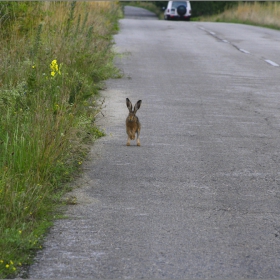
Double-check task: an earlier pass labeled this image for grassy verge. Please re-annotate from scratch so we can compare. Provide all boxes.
[0,1,122,278]
[199,1,280,30]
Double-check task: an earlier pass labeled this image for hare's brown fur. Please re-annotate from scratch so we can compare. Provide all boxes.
[126,98,142,146]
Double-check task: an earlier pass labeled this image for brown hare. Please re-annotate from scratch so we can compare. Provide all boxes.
[126,98,142,146]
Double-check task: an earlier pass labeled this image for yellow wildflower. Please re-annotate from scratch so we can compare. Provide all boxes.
[50,59,61,77]
[6,264,9,268]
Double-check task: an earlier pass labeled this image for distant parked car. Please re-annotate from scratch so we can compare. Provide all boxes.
[164,1,191,21]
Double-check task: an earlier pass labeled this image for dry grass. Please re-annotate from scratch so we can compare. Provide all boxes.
[203,2,280,29]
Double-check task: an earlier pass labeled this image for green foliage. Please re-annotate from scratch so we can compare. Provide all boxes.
[153,1,168,9]
[0,2,29,24]
[190,1,237,17]
[0,2,121,278]
[0,2,43,36]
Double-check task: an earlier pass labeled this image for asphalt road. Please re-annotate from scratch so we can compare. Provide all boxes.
[28,6,280,278]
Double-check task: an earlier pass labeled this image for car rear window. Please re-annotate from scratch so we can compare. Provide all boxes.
[172,1,187,8]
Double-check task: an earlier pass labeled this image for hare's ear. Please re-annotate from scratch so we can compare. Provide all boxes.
[134,100,142,113]
[126,98,133,112]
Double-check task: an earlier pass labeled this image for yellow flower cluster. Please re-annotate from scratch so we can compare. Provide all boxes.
[50,59,61,77]
[0,260,17,271]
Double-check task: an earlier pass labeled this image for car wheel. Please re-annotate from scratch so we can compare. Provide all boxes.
[177,5,187,16]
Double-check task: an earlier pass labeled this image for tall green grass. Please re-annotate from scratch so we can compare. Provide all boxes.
[0,1,122,278]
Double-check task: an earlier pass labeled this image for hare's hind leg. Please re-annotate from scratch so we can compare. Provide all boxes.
[136,130,140,146]
[126,135,131,146]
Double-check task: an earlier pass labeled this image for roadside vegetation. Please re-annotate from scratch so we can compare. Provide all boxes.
[0,1,121,278]
[202,1,280,30]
